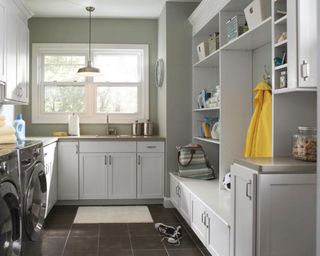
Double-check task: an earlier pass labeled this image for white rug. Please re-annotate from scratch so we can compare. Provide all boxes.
[73,206,154,224]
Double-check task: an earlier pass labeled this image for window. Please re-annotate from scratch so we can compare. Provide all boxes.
[32,43,149,123]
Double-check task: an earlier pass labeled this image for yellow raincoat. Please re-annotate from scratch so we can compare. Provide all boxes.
[244,81,272,157]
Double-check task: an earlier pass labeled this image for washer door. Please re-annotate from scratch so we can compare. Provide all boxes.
[0,182,21,256]
[24,163,47,241]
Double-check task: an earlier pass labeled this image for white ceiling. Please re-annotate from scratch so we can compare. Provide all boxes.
[23,0,201,19]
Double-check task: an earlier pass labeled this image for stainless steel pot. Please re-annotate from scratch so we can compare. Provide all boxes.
[132,121,143,136]
[144,120,153,136]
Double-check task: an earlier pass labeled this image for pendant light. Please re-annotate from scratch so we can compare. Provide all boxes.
[77,6,100,77]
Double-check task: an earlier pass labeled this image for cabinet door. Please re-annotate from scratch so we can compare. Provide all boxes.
[108,153,136,199]
[0,0,6,83]
[258,174,316,256]
[58,142,79,200]
[170,175,180,209]
[79,153,108,199]
[44,143,57,218]
[16,18,29,103]
[137,153,164,199]
[297,0,317,87]
[179,184,191,223]
[5,5,17,101]
[207,208,230,256]
[231,164,257,256]
[190,194,207,245]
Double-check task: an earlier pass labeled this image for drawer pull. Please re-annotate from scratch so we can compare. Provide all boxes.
[246,180,252,200]
[147,146,157,149]
[201,212,205,224]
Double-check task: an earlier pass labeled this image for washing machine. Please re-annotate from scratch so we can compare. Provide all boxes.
[18,141,47,255]
[0,149,22,256]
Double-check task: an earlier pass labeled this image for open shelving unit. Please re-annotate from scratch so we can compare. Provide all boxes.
[189,0,273,191]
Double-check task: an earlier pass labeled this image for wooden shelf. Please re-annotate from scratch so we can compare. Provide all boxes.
[274,63,287,70]
[274,15,287,25]
[194,49,220,68]
[273,87,317,94]
[221,17,272,51]
[274,39,287,48]
[194,137,220,144]
[193,107,220,112]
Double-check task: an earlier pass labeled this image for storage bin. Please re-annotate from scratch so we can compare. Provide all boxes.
[292,127,317,162]
[226,15,247,42]
[197,41,209,61]
[244,0,271,30]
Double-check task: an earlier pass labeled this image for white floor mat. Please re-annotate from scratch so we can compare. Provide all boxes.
[73,206,154,224]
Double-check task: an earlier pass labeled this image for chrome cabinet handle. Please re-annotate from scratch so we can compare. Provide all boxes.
[201,212,205,224]
[104,155,107,165]
[301,60,310,81]
[109,155,112,165]
[246,180,252,200]
[138,155,141,165]
[147,146,156,149]
[205,213,210,228]
[75,145,79,154]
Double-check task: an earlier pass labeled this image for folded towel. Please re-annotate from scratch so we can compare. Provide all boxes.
[0,135,17,144]
[0,125,15,136]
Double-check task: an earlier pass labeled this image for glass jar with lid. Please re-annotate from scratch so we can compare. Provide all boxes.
[292,126,317,162]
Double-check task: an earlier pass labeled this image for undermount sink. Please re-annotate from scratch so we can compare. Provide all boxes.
[94,134,133,138]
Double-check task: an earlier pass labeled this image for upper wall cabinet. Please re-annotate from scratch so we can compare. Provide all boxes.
[0,0,31,104]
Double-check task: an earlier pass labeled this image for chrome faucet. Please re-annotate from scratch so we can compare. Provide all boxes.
[105,114,109,135]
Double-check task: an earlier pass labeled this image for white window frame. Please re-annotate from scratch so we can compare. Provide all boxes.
[32,43,149,124]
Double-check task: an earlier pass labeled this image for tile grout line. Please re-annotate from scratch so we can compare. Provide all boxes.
[127,223,135,256]
[60,222,73,256]
[97,223,101,256]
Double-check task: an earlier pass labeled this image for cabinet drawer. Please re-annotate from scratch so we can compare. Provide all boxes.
[137,142,164,153]
[80,141,136,153]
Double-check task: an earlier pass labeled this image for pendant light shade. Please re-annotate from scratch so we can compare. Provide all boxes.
[77,6,101,77]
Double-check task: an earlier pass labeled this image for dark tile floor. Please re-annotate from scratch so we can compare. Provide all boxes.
[25,205,211,256]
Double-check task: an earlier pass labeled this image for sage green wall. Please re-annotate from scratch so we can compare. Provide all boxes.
[24,18,158,136]
[157,2,197,197]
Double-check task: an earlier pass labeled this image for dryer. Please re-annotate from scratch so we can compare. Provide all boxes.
[18,141,47,255]
[0,149,22,256]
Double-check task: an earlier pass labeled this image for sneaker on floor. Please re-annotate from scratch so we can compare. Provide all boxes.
[155,223,176,237]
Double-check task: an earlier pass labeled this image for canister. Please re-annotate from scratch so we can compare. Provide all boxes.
[143,120,153,136]
[132,121,144,136]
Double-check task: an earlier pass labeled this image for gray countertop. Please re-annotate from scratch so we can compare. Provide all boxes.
[234,157,316,173]
[27,135,166,147]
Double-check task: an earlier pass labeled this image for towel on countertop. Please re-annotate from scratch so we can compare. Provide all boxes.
[0,134,17,144]
[0,125,16,136]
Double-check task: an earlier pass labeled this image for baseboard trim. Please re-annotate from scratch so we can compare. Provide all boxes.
[56,199,163,206]
[163,197,174,208]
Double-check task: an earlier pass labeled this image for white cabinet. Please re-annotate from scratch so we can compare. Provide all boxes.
[136,141,165,199]
[44,142,58,218]
[231,164,257,256]
[58,142,79,200]
[170,175,192,223]
[137,153,164,199]
[108,153,136,199]
[0,0,6,84]
[16,18,29,103]
[79,153,107,199]
[170,175,180,208]
[297,0,317,88]
[231,163,316,256]
[0,0,30,104]
[190,194,207,244]
[191,193,230,256]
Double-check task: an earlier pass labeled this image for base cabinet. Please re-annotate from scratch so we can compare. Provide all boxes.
[108,153,136,199]
[58,142,79,200]
[79,153,107,199]
[137,153,164,199]
[170,174,230,256]
[231,163,316,256]
[44,142,57,217]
